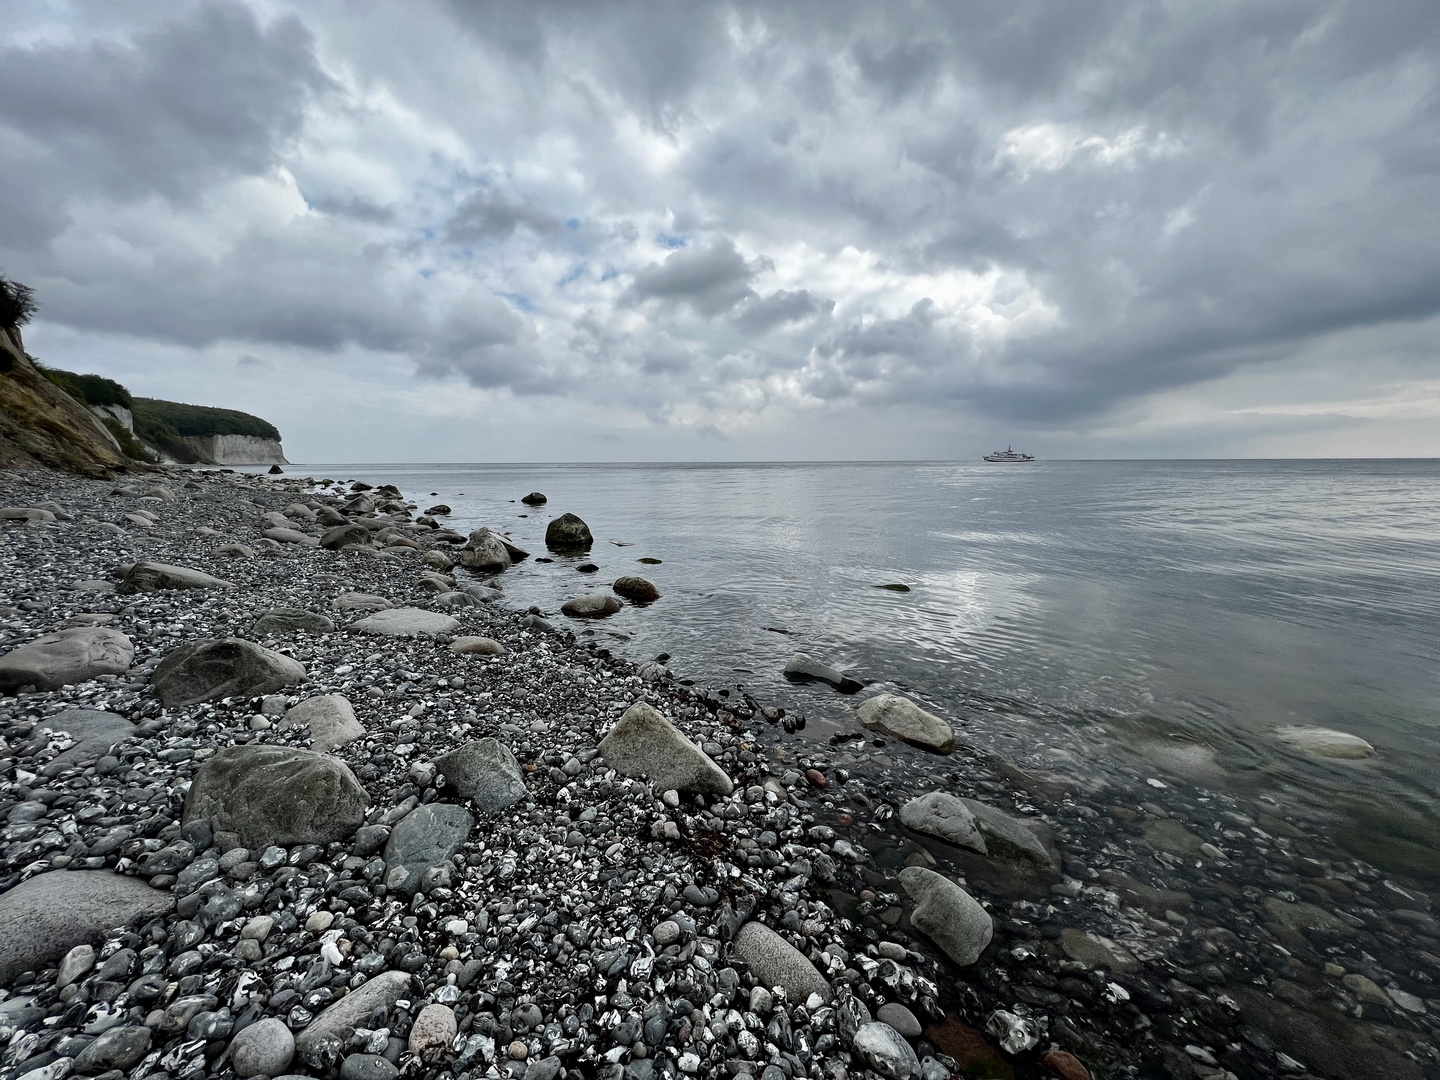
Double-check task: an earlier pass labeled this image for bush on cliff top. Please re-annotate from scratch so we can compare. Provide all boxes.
[37,366,134,409]
[0,274,37,329]
[131,397,281,442]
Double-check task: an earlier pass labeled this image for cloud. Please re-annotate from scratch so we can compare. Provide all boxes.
[0,0,1435,458]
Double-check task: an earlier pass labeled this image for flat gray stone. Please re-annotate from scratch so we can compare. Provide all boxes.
[333,592,391,612]
[253,608,337,635]
[35,708,136,766]
[733,921,832,1003]
[599,701,733,795]
[384,803,474,897]
[262,527,319,546]
[561,593,622,618]
[321,524,370,549]
[74,1024,153,1072]
[450,636,507,656]
[856,694,954,753]
[349,607,460,637]
[0,627,133,693]
[1059,928,1139,973]
[898,791,987,854]
[0,871,174,983]
[118,562,235,594]
[875,1003,922,1039]
[280,694,365,753]
[435,738,528,813]
[151,638,306,707]
[231,1016,295,1078]
[898,866,993,966]
[184,745,370,849]
[783,652,862,693]
[296,970,411,1066]
[960,799,1053,867]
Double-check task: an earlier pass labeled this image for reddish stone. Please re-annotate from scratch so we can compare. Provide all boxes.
[806,768,828,788]
[926,1016,1013,1080]
[1041,1049,1091,1080]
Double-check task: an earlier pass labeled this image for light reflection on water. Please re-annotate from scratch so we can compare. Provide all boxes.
[281,459,1440,877]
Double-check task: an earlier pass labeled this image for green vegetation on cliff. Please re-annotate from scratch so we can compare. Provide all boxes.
[130,397,280,441]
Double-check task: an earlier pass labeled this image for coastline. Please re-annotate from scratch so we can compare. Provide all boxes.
[0,465,1435,1080]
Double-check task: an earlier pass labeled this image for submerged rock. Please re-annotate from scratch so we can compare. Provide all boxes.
[435,738,528,813]
[599,701,733,795]
[521,491,547,505]
[151,637,306,707]
[898,866,993,966]
[899,790,987,854]
[184,744,370,848]
[0,626,133,693]
[1059,928,1139,973]
[783,652,863,694]
[961,798,1053,867]
[856,693,955,753]
[733,921,832,1003]
[1275,725,1376,760]
[0,871,174,983]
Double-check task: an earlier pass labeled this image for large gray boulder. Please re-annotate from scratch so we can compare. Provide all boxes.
[851,1022,919,1080]
[0,871,174,983]
[0,627,133,693]
[118,562,235,594]
[960,799,1053,867]
[348,607,459,637]
[279,695,365,753]
[599,702,733,795]
[151,638,306,707]
[458,527,512,572]
[898,791,987,854]
[545,512,593,552]
[384,803,474,896]
[262,527,319,547]
[230,1016,295,1078]
[733,921,832,1003]
[296,970,411,1067]
[74,1025,153,1072]
[561,593,622,618]
[435,739,528,813]
[898,866,993,966]
[253,608,336,635]
[521,492,547,505]
[183,745,370,849]
[855,693,955,753]
[783,653,862,694]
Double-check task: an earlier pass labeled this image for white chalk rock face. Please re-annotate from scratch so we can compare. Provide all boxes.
[1275,726,1376,760]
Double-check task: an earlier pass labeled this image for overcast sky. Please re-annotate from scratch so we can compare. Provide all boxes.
[2,0,1436,461]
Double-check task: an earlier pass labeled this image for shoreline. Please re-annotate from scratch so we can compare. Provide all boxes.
[0,465,1434,1080]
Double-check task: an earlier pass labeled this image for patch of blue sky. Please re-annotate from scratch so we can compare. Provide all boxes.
[656,233,688,249]
[497,291,534,312]
[599,267,619,282]
[565,218,581,230]
[557,263,588,288]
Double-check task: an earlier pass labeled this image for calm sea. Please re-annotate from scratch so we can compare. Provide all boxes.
[286,460,1440,878]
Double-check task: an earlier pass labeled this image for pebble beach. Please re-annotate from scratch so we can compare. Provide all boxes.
[0,466,1436,1080]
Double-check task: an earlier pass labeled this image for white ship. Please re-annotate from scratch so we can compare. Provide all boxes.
[983,446,1035,462]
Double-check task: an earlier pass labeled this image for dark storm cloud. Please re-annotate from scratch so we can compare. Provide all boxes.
[625,239,767,317]
[733,290,834,333]
[446,187,562,243]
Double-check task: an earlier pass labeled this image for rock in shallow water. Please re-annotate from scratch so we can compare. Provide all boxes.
[961,798,1053,867]
[612,575,660,602]
[151,637,306,707]
[385,802,474,896]
[0,626,134,693]
[435,738,528,812]
[898,790,987,854]
[855,693,954,753]
[898,866,993,966]
[783,652,862,694]
[184,744,370,848]
[561,593,622,618]
[733,921,832,1003]
[545,511,593,551]
[0,871,174,983]
[1275,725,1376,760]
[599,701,733,795]
[458,527,513,572]
[1059,928,1139,973]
